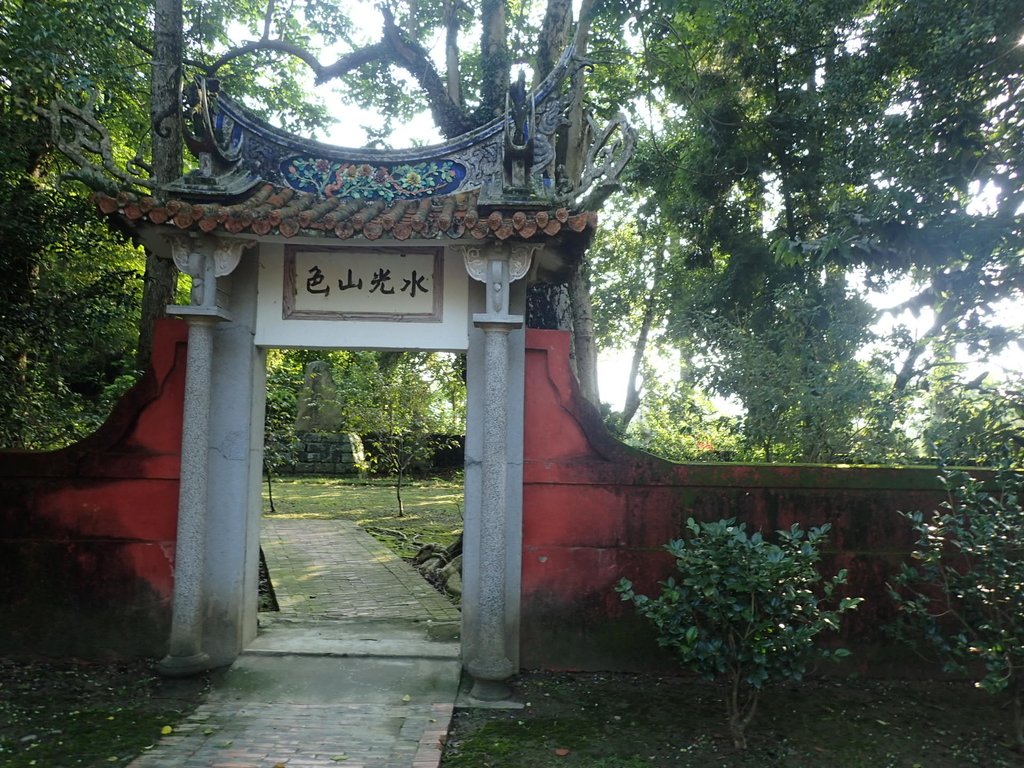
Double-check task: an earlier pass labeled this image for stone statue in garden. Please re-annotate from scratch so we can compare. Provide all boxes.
[295,360,344,433]
[293,361,366,475]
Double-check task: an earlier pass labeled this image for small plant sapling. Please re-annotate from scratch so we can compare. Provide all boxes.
[890,461,1024,751]
[616,517,861,750]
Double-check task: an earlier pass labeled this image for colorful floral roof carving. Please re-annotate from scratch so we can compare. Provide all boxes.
[171,39,634,215]
[281,158,465,201]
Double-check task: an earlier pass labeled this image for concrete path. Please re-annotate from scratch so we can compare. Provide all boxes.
[130,518,462,768]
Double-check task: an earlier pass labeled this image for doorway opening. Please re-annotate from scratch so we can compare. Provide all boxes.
[256,347,467,636]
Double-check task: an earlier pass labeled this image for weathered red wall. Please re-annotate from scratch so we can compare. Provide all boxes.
[0,319,187,658]
[521,329,948,674]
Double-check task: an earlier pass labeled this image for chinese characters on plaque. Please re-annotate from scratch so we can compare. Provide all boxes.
[285,247,442,321]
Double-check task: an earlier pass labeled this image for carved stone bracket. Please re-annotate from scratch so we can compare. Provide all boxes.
[508,245,538,282]
[168,235,255,311]
[457,244,541,320]
[574,113,637,210]
[34,94,155,194]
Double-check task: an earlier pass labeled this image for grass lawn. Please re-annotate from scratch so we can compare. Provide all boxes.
[262,473,464,558]
[441,672,1022,767]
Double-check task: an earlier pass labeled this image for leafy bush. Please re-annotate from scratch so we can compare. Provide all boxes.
[890,461,1024,750]
[616,517,861,749]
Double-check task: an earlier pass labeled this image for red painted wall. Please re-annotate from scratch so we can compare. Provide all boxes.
[0,320,187,658]
[521,329,948,674]
[0,320,959,671]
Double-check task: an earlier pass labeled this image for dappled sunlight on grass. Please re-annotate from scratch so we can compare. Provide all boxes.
[262,475,464,558]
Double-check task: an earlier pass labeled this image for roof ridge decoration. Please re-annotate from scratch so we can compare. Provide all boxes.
[171,41,635,212]
[36,39,633,253]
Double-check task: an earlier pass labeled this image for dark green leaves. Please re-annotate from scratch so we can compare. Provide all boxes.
[616,516,861,748]
[891,461,1024,748]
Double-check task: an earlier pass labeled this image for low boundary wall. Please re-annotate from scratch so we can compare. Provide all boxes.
[521,329,949,674]
[0,320,187,657]
[0,322,963,671]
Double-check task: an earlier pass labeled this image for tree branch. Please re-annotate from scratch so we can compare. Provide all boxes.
[379,5,472,138]
[205,38,331,78]
[262,0,276,41]
[202,7,473,139]
[313,40,392,83]
[444,0,463,104]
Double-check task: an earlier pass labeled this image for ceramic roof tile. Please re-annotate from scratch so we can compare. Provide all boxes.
[93,184,597,243]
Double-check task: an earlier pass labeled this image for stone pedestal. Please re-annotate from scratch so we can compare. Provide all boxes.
[293,432,365,475]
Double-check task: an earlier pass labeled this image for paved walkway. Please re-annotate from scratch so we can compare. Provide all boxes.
[130,519,463,768]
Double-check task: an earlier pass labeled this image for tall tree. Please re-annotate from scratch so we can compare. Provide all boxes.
[0,0,153,447]
[592,0,1023,462]
[138,0,184,366]
[189,0,590,141]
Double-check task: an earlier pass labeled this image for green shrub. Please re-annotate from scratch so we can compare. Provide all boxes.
[890,461,1024,750]
[616,517,861,749]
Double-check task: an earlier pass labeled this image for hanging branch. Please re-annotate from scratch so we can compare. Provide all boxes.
[198,4,473,139]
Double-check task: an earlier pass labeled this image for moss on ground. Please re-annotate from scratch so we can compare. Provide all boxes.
[441,672,1022,767]
[0,658,209,767]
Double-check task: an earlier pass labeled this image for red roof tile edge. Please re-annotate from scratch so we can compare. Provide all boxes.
[93,185,597,243]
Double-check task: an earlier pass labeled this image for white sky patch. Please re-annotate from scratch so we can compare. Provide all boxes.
[760,172,782,233]
[597,347,635,410]
[597,346,744,417]
[850,269,1023,381]
[965,179,1000,216]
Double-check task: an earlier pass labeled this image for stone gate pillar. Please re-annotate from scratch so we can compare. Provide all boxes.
[459,243,537,700]
[159,235,250,676]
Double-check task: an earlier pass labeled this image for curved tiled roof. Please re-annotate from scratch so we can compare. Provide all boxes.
[94,184,597,242]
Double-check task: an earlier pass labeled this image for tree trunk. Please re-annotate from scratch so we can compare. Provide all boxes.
[875,285,960,435]
[562,0,601,405]
[568,257,600,403]
[138,0,183,368]
[619,273,659,429]
[563,0,596,183]
[727,675,758,750]
[534,0,573,86]
[1014,686,1023,753]
[444,0,462,104]
[263,459,276,514]
[478,0,510,120]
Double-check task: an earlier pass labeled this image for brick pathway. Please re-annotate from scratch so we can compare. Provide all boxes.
[130,519,462,768]
[260,519,460,624]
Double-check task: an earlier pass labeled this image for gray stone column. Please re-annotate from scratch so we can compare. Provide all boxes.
[466,320,519,699]
[159,313,218,675]
[158,235,247,676]
[459,243,538,700]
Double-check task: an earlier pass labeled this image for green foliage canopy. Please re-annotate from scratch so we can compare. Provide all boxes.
[590,0,1023,464]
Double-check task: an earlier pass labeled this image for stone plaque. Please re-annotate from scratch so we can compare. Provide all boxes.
[284,245,443,321]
